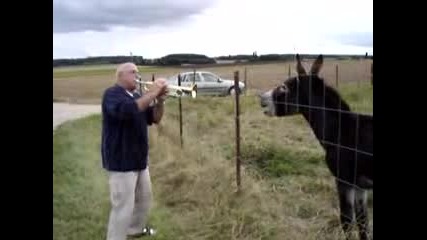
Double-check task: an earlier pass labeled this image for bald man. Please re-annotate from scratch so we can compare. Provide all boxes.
[101,63,167,240]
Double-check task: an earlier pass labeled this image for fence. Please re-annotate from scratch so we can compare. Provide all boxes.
[134,57,373,238]
[143,57,373,238]
[142,58,373,192]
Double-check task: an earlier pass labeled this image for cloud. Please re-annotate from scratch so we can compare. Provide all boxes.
[53,0,373,58]
[53,0,216,33]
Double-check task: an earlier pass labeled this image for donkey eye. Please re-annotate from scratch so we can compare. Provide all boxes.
[278,85,288,93]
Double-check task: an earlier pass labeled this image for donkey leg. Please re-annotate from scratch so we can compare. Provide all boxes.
[355,189,370,240]
[336,181,355,239]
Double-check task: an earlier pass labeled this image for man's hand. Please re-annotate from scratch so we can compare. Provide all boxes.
[150,78,168,97]
[151,79,167,123]
[157,89,169,102]
[135,78,168,112]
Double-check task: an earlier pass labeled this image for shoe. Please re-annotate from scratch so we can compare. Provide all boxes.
[142,227,156,236]
[128,226,156,238]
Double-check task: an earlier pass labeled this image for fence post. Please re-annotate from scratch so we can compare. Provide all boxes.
[335,64,339,87]
[371,62,373,86]
[178,74,183,148]
[288,64,291,77]
[244,67,247,95]
[234,71,241,193]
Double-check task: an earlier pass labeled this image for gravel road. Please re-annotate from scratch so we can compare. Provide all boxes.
[53,103,101,131]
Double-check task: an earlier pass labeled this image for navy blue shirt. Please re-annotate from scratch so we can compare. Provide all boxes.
[101,84,154,172]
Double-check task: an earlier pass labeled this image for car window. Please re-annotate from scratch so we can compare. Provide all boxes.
[201,73,218,82]
[177,74,188,82]
[182,73,201,82]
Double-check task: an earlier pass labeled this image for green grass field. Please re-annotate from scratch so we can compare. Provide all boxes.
[53,61,373,240]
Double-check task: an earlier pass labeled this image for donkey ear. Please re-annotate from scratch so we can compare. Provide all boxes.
[296,54,306,76]
[310,54,323,75]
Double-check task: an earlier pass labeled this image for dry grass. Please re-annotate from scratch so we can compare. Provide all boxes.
[148,87,372,240]
[53,60,373,240]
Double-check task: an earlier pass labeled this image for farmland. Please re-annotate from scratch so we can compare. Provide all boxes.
[53,59,372,104]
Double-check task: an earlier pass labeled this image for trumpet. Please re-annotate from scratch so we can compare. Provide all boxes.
[134,79,197,99]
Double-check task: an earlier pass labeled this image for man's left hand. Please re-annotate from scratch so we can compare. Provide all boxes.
[157,89,169,102]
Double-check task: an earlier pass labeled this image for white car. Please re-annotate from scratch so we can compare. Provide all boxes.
[166,71,245,97]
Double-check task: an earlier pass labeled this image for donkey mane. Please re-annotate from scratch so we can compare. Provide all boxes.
[321,81,352,111]
[298,74,352,113]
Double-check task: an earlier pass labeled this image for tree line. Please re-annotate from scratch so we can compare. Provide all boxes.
[53,56,144,67]
[53,53,372,68]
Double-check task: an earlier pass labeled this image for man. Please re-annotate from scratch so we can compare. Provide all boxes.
[101,62,168,240]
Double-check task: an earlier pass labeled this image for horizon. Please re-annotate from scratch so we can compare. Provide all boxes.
[52,52,372,61]
[53,0,373,60]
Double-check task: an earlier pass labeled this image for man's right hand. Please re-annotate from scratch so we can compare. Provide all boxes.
[135,78,168,112]
[150,78,168,97]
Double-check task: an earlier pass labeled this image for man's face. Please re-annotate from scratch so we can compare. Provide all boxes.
[120,65,139,90]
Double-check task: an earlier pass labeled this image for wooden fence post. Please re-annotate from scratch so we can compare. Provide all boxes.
[178,74,183,148]
[244,67,247,95]
[234,71,241,192]
[335,64,339,87]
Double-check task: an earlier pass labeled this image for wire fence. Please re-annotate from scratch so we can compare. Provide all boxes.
[257,75,369,190]
[154,64,373,191]
[141,58,373,237]
[244,63,372,238]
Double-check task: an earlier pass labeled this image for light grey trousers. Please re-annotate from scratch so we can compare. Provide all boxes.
[106,167,152,240]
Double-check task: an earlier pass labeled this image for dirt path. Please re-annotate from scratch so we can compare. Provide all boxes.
[53,103,101,131]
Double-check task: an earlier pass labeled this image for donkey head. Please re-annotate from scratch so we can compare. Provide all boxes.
[259,54,325,117]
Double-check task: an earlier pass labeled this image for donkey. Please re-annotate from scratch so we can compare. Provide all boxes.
[259,54,373,240]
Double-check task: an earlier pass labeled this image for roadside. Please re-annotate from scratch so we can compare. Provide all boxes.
[53,103,101,131]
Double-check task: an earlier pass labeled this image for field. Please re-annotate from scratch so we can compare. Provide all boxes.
[53,59,373,239]
[53,59,372,104]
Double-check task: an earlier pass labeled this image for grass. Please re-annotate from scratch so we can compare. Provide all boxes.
[53,77,372,239]
[338,81,373,114]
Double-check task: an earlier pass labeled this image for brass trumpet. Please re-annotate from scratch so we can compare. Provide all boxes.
[134,79,197,99]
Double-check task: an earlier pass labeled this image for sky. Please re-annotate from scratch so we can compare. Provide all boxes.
[53,0,373,59]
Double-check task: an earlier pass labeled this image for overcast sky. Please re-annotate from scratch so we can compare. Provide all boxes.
[53,0,373,59]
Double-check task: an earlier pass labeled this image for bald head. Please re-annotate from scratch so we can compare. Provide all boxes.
[116,62,138,80]
[116,62,139,90]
